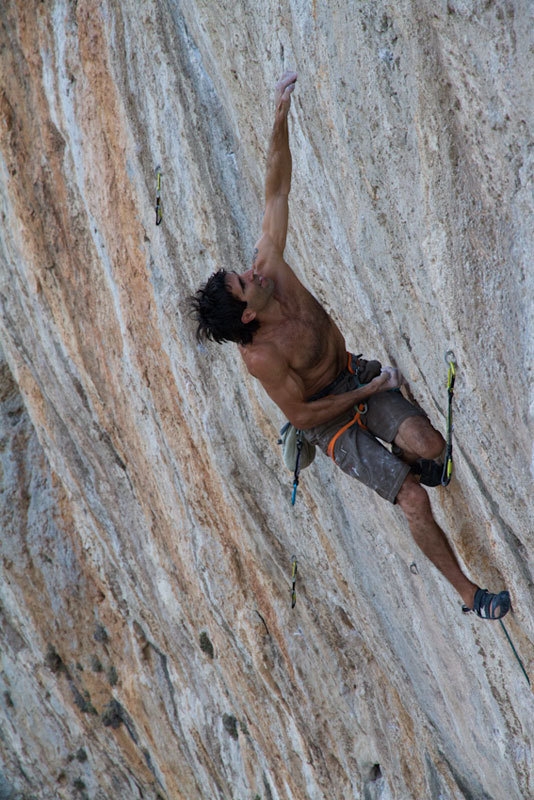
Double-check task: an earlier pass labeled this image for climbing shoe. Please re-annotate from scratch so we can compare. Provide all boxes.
[462,588,511,620]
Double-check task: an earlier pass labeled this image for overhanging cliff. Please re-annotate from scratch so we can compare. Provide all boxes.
[0,2,533,798]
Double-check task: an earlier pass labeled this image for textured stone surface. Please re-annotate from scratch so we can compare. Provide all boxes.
[0,1,533,798]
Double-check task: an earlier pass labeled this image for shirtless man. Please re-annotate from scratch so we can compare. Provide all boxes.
[190,71,510,621]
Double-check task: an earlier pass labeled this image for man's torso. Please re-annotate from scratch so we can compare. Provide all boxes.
[240,237,348,398]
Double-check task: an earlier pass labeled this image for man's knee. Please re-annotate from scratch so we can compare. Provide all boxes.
[396,416,445,460]
[420,426,445,459]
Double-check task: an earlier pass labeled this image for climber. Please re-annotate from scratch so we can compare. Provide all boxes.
[189,71,510,621]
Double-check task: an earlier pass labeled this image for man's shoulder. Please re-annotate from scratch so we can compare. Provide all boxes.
[254,232,283,262]
[253,233,307,298]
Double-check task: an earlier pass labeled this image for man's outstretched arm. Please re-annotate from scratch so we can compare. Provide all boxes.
[261,71,297,253]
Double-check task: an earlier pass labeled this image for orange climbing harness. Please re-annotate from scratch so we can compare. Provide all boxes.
[326,353,368,461]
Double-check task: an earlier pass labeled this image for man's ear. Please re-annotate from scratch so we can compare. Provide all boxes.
[241,307,257,324]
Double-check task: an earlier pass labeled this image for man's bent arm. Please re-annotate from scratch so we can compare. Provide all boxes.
[261,71,297,252]
[247,349,394,429]
[294,379,391,430]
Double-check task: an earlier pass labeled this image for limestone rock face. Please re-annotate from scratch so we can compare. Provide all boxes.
[0,2,533,798]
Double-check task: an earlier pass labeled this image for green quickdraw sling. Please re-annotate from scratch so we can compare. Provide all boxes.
[155,165,163,225]
[290,556,298,608]
[441,351,456,487]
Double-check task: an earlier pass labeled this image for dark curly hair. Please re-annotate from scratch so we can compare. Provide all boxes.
[189,269,260,346]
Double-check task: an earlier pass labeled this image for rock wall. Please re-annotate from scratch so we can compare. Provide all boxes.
[0,1,533,798]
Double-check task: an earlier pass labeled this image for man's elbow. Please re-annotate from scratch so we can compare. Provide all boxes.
[289,408,314,430]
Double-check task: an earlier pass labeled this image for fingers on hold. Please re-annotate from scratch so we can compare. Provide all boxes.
[278,71,298,91]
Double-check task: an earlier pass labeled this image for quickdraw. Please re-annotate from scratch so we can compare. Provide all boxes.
[291,430,303,505]
[290,556,298,608]
[155,165,163,226]
[441,350,456,486]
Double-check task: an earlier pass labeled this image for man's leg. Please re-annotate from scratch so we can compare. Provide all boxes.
[395,473,478,608]
[394,416,475,603]
[393,415,444,464]
[394,419,510,619]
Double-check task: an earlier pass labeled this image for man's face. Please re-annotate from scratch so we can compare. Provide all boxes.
[226,269,274,315]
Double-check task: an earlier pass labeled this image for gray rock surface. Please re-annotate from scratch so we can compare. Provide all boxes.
[0,1,532,798]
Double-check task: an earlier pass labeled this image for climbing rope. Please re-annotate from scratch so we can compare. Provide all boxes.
[499,620,531,686]
[441,350,456,486]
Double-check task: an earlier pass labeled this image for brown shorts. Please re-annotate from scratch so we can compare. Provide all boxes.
[304,354,427,503]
